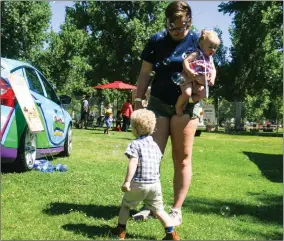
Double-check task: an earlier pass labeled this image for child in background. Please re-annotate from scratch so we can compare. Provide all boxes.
[113,109,180,240]
[175,29,220,116]
[115,111,123,131]
[104,103,113,135]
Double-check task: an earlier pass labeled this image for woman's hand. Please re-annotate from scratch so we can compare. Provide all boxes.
[121,181,131,192]
[134,101,144,110]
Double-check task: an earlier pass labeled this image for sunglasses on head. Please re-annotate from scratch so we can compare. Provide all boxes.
[166,18,190,33]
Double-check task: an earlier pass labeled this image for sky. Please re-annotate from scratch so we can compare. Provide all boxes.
[50,1,233,49]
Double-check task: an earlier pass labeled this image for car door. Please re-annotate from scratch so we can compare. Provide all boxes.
[21,67,52,149]
[36,71,66,146]
[24,67,65,146]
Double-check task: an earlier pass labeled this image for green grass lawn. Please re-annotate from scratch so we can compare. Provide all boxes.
[1,129,283,240]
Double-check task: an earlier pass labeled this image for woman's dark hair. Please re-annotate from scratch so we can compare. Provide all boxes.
[165,1,192,23]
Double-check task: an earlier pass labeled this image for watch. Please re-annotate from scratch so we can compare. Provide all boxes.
[134,98,142,102]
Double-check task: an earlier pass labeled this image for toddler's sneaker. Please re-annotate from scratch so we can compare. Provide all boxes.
[169,208,182,226]
[112,226,126,240]
[162,231,180,240]
[132,209,151,221]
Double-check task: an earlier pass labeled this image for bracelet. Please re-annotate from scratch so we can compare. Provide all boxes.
[134,98,142,102]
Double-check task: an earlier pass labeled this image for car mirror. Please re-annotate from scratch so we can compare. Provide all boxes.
[59,95,71,105]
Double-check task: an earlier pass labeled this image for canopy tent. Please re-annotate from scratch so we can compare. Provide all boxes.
[93,81,137,90]
[93,81,137,117]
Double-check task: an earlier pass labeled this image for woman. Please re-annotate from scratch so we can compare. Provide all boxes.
[134,1,216,226]
[121,97,133,132]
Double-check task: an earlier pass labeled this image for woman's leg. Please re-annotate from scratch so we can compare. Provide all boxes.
[170,115,198,209]
[152,116,170,154]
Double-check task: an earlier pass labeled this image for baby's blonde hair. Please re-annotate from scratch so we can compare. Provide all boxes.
[199,29,220,46]
[131,109,156,137]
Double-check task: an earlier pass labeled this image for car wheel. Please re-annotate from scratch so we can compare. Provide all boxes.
[16,127,36,171]
[195,130,202,137]
[61,125,72,157]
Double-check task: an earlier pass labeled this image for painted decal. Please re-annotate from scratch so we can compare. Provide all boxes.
[53,116,65,137]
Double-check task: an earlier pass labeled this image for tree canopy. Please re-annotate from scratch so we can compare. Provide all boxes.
[1,1,51,61]
[219,1,283,99]
[218,1,283,123]
[1,1,282,122]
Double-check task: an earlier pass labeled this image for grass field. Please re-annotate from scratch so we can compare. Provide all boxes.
[1,128,283,240]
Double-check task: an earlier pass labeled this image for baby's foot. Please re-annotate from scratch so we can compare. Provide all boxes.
[175,106,183,116]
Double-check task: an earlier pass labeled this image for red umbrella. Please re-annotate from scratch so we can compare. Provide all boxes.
[93,81,137,90]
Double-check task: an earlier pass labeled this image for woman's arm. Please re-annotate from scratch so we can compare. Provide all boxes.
[135,61,153,110]
[129,103,134,116]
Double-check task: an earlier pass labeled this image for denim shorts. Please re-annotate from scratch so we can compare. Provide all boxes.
[105,117,112,128]
[147,95,201,119]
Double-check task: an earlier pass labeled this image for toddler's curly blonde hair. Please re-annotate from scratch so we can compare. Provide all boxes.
[131,109,156,137]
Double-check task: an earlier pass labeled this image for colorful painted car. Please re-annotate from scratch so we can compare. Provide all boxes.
[1,57,72,171]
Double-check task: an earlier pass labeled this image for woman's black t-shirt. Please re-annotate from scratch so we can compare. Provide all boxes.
[141,29,198,105]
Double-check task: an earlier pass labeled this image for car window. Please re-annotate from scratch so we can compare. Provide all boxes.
[38,72,59,104]
[11,68,25,77]
[25,68,44,95]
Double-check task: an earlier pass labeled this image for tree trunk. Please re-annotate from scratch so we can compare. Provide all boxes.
[235,102,242,130]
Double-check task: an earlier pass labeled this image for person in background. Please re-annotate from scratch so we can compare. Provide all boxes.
[104,103,113,135]
[121,97,133,132]
[113,109,180,240]
[115,111,123,131]
[80,95,89,129]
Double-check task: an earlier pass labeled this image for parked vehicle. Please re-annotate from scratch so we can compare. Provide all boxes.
[1,57,72,171]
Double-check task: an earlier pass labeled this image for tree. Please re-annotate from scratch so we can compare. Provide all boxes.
[65,1,168,86]
[209,27,230,103]
[1,1,51,61]
[33,17,93,97]
[244,89,271,122]
[219,1,283,99]
[218,1,283,125]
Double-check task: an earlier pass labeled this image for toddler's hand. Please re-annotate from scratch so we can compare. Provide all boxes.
[121,181,131,192]
[208,76,214,86]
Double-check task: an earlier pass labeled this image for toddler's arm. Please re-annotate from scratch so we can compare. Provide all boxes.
[208,59,216,86]
[121,157,138,192]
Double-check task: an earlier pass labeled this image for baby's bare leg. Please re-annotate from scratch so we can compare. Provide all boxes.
[192,83,206,102]
[176,82,192,116]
